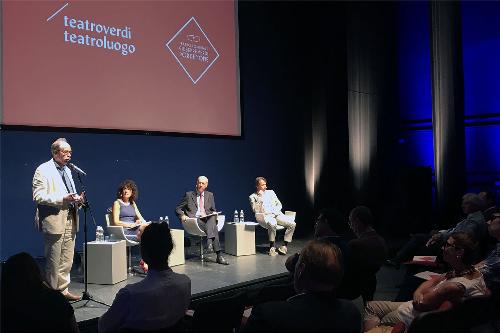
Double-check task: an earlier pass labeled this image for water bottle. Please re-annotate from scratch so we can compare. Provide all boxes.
[165,216,170,225]
[234,210,239,223]
[96,226,104,242]
[239,209,245,223]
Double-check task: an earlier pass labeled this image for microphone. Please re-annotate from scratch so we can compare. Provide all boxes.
[68,162,87,176]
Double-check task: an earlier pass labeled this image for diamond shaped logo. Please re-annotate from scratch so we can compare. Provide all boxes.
[166,17,219,85]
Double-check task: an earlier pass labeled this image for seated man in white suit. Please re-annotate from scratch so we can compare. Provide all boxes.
[249,177,296,256]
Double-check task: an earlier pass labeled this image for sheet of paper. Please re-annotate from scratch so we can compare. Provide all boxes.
[414,270,441,280]
[200,211,222,218]
[412,255,437,262]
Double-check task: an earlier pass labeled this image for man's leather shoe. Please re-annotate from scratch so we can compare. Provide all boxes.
[206,244,214,254]
[64,292,82,301]
[216,256,229,265]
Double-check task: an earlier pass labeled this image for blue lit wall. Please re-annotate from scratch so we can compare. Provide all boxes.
[397,128,435,169]
[396,1,500,193]
[396,1,434,171]
[462,0,500,191]
[465,126,500,174]
[396,1,432,122]
[462,1,500,117]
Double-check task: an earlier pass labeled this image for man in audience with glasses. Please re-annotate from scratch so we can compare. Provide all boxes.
[387,193,486,268]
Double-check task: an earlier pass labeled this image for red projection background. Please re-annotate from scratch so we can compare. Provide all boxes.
[2,1,240,136]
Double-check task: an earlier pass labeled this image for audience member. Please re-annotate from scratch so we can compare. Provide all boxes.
[176,175,228,265]
[476,207,500,296]
[479,191,499,256]
[112,179,148,241]
[387,193,486,267]
[98,223,191,332]
[480,191,497,220]
[348,206,388,272]
[285,208,350,273]
[242,239,361,332]
[1,252,79,333]
[249,177,296,256]
[339,205,388,301]
[363,232,488,332]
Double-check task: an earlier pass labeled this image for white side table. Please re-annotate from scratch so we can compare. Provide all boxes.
[169,228,185,266]
[84,240,127,285]
[224,222,258,256]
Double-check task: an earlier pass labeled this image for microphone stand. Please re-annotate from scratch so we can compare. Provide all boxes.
[71,171,110,308]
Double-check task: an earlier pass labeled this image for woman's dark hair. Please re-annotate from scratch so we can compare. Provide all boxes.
[140,223,174,270]
[448,232,478,265]
[116,179,138,202]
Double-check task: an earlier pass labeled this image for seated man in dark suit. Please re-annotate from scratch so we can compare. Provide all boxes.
[242,239,361,332]
[176,175,228,265]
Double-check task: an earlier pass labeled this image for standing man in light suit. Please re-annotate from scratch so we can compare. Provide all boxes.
[249,177,296,256]
[176,176,229,265]
[33,138,85,301]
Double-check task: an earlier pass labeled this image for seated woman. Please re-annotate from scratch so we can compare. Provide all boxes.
[363,232,488,332]
[112,179,148,241]
[1,252,79,333]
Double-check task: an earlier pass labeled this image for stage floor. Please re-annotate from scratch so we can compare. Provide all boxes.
[70,235,307,323]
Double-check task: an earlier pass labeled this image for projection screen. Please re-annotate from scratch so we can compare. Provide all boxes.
[2,0,240,136]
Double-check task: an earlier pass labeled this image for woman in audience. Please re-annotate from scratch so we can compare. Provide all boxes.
[1,252,80,333]
[363,232,487,332]
[112,179,148,241]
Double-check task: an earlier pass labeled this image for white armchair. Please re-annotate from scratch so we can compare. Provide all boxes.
[105,213,140,274]
[182,215,225,261]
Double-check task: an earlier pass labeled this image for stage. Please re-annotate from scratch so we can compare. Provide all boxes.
[70,233,308,324]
